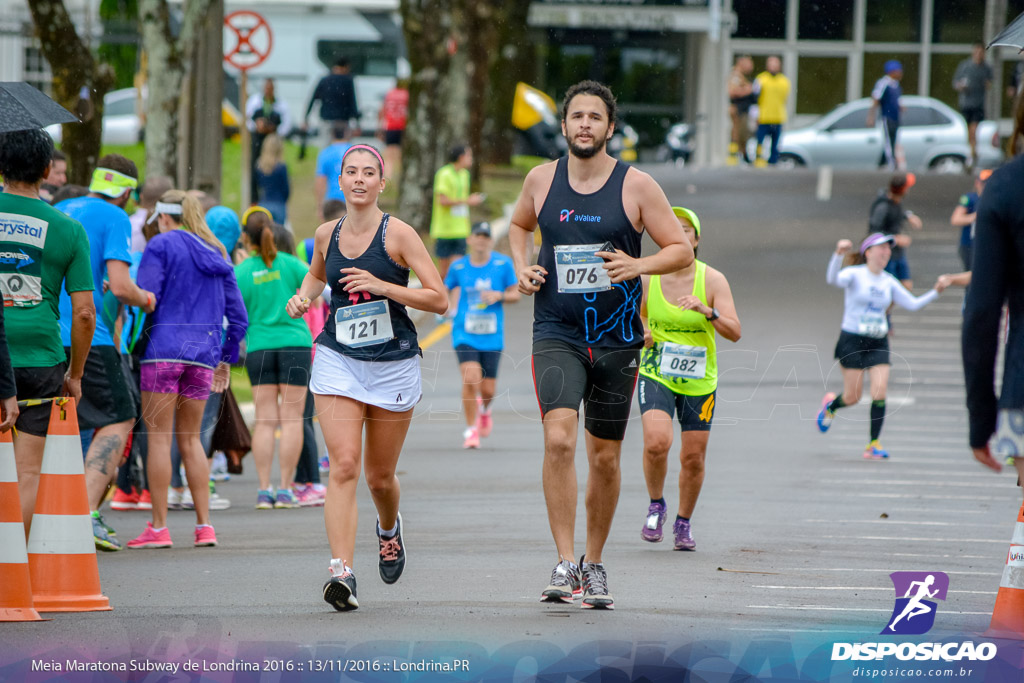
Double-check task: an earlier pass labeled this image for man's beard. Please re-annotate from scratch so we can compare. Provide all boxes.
[568,134,607,159]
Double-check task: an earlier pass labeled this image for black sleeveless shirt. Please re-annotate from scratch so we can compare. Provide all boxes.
[316,214,420,361]
[534,157,643,348]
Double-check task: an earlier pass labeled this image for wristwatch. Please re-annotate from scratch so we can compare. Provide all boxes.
[706,307,720,322]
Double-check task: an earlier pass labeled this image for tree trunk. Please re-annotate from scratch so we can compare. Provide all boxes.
[398,0,471,233]
[482,1,535,166]
[27,0,115,185]
[139,0,215,184]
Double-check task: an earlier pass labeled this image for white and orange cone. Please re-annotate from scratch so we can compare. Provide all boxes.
[27,399,111,612]
[985,500,1024,639]
[0,427,43,622]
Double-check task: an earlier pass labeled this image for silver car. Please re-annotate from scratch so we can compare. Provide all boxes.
[46,87,142,146]
[754,96,1002,172]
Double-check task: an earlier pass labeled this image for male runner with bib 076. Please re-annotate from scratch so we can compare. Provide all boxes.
[508,80,693,610]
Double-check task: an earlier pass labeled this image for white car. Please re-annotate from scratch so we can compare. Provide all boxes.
[752,96,1002,172]
[46,88,141,146]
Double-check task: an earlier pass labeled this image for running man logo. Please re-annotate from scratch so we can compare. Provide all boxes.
[883,571,949,635]
[560,209,575,222]
[699,394,715,422]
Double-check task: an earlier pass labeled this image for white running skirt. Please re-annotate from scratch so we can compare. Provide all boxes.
[309,343,421,412]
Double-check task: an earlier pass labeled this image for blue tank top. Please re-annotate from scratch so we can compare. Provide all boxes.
[317,214,420,361]
[533,157,643,348]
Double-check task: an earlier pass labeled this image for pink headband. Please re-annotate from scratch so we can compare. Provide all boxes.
[343,144,385,175]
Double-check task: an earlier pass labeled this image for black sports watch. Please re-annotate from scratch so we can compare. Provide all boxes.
[706,307,720,322]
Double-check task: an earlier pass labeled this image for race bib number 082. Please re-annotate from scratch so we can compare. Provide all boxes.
[658,342,707,380]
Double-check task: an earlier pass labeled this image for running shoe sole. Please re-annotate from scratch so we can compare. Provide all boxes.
[323,578,359,611]
[94,537,122,552]
[541,588,576,604]
[127,541,172,549]
[581,596,614,610]
[109,502,137,511]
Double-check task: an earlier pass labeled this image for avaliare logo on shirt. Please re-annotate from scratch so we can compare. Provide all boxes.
[560,209,601,223]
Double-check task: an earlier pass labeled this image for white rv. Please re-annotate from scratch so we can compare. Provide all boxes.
[220,0,406,135]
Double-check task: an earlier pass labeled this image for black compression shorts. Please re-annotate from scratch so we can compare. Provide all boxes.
[531,338,640,441]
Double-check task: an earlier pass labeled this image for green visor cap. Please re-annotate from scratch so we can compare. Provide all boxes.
[671,206,701,237]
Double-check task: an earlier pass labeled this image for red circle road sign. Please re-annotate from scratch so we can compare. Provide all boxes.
[223,10,273,71]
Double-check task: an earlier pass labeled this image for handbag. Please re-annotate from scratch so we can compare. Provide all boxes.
[212,387,252,474]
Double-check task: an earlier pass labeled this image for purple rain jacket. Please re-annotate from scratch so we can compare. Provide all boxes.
[136,229,248,368]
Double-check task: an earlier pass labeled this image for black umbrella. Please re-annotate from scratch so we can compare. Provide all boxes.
[0,82,78,133]
[988,11,1024,51]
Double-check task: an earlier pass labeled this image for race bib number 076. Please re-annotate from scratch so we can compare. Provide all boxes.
[554,244,611,294]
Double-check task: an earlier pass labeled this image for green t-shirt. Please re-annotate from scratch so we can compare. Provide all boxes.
[429,163,471,239]
[235,251,313,352]
[0,193,94,368]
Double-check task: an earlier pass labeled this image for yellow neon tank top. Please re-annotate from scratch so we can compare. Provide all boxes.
[639,261,718,396]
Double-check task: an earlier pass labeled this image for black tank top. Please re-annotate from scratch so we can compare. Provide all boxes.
[534,157,643,348]
[316,214,420,361]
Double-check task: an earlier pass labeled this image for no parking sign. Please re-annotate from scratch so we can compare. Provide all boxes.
[223,10,272,71]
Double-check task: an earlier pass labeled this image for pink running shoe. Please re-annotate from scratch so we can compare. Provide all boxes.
[475,397,493,437]
[194,525,218,547]
[127,522,172,549]
[110,487,139,510]
[293,484,325,507]
[463,427,480,449]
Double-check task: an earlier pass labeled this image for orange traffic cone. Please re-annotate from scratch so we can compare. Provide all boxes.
[985,500,1024,639]
[0,427,43,622]
[27,399,111,612]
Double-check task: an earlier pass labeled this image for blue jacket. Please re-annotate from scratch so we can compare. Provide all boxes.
[137,230,248,368]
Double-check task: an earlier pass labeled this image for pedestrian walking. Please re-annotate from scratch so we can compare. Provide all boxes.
[637,207,741,552]
[304,58,360,147]
[430,145,484,280]
[236,209,313,510]
[254,133,290,225]
[315,123,352,221]
[508,80,692,610]
[868,172,922,290]
[727,56,755,165]
[378,81,408,182]
[0,129,95,535]
[753,56,790,167]
[817,234,948,459]
[950,168,991,271]
[443,221,519,449]
[55,155,157,551]
[285,144,447,611]
[953,44,993,168]
[247,79,292,205]
[868,60,904,170]
[127,191,248,549]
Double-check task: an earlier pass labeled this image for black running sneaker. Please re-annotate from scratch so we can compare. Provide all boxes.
[323,561,359,611]
[377,512,406,584]
[541,558,582,603]
[580,555,614,610]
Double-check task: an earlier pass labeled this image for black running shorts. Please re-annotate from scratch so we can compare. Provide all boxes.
[245,347,313,386]
[63,345,137,431]
[637,377,715,432]
[834,330,890,370]
[454,344,501,379]
[531,338,640,441]
[13,363,66,436]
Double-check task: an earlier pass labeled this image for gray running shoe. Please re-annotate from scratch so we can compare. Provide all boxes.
[541,558,582,603]
[580,556,614,610]
[673,518,696,551]
[377,513,406,584]
[323,561,359,611]
[91,511,122,552]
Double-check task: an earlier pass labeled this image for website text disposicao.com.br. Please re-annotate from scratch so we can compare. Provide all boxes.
[850,666,979,679]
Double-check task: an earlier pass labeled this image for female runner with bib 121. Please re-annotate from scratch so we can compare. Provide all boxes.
[286,145,447,611]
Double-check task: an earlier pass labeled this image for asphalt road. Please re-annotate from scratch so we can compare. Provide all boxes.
[4,166,1022,677]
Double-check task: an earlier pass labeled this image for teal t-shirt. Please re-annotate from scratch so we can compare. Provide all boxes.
[235,251,312,352]
[0,193,94,368]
